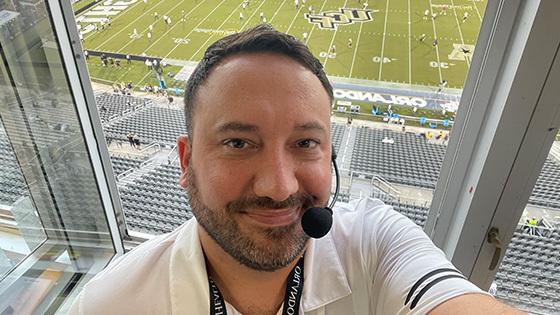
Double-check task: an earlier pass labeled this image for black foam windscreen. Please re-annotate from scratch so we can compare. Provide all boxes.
[301,207,333,239]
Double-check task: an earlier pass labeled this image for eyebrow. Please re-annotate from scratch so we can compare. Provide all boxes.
[294,122,327,133]
[215,121,327,134]
[216,122,259,133]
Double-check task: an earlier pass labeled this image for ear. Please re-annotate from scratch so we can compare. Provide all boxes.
[177,135,191,189]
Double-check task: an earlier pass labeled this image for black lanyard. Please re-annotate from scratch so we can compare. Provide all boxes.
[208,256,305,315]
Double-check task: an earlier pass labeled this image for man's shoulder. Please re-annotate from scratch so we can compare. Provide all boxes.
[72,222,193,314]
[332,197,401,226]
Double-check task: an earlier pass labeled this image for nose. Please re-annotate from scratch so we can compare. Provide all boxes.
[252,149,299,202]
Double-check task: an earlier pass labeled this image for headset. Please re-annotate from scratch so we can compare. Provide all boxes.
[300,146,339,238]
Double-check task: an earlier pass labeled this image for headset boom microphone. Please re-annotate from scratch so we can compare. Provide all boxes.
[301,147,340,239]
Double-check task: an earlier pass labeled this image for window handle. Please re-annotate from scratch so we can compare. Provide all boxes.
[487,227,502,270]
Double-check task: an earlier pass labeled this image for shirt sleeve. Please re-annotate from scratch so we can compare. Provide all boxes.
[365,201,488,315]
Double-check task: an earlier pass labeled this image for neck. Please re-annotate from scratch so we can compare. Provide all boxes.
[199,226,304,315]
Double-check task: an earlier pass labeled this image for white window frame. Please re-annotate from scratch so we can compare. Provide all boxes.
[425,0,560,289]
[48,0,125,256]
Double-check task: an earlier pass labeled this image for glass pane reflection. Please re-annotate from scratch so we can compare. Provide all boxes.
[0,0,116,313]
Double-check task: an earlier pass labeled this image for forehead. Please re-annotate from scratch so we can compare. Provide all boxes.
[192,53,331,132]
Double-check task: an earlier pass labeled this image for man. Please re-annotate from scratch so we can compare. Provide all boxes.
[69,25,523,315]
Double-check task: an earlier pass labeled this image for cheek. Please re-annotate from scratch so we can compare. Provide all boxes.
[299,161,332,202]
[194,161,249,207]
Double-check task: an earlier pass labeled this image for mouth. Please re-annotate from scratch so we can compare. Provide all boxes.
[244,207,301,227]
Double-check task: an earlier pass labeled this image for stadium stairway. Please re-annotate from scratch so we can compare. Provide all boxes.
[116,150,171,187]
[550,141,560,163]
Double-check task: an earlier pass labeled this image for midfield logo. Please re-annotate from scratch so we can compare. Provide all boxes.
[304,8,374,30]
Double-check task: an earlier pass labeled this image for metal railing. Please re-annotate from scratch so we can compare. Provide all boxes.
[167,144,179,165]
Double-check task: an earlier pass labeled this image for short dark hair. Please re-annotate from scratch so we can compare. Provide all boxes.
[183,24,333,137]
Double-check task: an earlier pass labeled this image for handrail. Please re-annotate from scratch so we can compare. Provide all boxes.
[371,175,400,195]
[140,156,158,168]
[140,142,160,154]
[167,144,179,165]
[348,170,400,199]
[116,168,135,181]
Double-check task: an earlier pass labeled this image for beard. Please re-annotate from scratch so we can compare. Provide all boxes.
[185,164,314,271]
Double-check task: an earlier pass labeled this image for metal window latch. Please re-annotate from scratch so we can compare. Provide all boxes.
[487,227,502,271]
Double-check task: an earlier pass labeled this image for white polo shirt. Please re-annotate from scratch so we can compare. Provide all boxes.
[69,197,485,314]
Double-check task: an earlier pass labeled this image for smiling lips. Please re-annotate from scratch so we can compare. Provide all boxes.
[245,208,300,227]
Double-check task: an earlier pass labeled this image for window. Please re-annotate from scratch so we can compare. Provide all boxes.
[0,0,122,313]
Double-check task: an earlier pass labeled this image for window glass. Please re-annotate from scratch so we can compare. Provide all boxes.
[491,133,560,314]
[0,1,116,313]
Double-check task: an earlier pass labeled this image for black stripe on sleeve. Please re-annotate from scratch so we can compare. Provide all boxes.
[410,274,467,310]
[405,268,461,305]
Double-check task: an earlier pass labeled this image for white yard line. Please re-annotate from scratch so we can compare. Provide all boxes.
[135,0,232,86]
[450,0,470,67]
[270,0,289,22]
[285,3,304,34]
[90,0,168,48]
[407,0,411,84]
[137,0,207,54]
[377,0,391,80]
[427,0,443,83]
[323,0,349,68]
[349,21,364,77]
[472,0,483,22]
[304,0,330,45]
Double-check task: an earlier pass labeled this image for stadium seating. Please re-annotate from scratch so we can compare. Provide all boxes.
[95,92,154,124]
[331,122,346,152]
[0,129,29,205]
[119,164,192,235]
[530,159,560,208]
[350,126,445,188]
[110,155,145,176]
[103,106,186,146]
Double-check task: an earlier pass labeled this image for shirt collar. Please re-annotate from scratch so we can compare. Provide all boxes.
[169,219,352,314]
[169,219,210,315]
[302,232,352,312]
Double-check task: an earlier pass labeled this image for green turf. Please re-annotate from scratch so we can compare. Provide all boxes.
[86,58,184,89]
[76,0,486,89]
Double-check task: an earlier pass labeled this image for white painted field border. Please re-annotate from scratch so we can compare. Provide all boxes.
[349,19,364,77]
[76,0,105,18]
[134,0,232,86]
[303,0,330,45]
[428,0,443,83]
[90,0,168,47]
[285,2,304,34]
[323,0,349,68]
[79,0,144,29]
[407,0,411,84]
[269,0,289,23]
[471,0,483,22]
[137,0,208,54]
[189,1,249,59]
[377,0,390,80]
[450,0,470,68]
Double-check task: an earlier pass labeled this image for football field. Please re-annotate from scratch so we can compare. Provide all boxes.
[77,0,486,89]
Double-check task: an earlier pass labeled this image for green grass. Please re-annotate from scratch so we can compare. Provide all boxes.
[76,0,486,89]
[86,58,183,90]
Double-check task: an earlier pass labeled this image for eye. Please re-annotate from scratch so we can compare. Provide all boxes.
[223,138,249,149]
[297,139,319,149]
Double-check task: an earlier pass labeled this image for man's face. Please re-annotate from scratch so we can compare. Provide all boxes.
[178,53,332,271]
